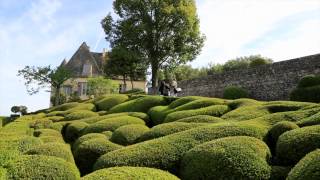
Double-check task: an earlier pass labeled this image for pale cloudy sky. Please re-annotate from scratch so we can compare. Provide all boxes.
[0,0,319,115]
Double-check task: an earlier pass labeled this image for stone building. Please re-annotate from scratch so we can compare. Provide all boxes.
[51,42,146,102]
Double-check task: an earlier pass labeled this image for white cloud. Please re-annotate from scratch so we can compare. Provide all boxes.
[193,0,320,67]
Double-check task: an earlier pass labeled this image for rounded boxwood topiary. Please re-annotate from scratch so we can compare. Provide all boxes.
[6,155,80,179]
[0,168,6,179]
[93,123,267,173]
[101,131,113,139]
[180,136,272,180]
[137,122,205,142]
[73,138,122,175]
[72,133,108,151]
[47,115,64,122]
[110,124,149,145]
[266,121,299,153]
[175,115,225,123]
[81,116,145,135]
[34,128,62,138]
[168,96,203,109]
[65,122,89,142]
[24,142,74,163]
[64,110,99,121]
[95,95,129,111]
[223,86,249,99]
[290,85,320,103]
[297,111,320,127]
[276,125,320,165]
[164,105,230,123]
[109,96,168,113]
[82,166,179,180]
[297,75,320,88]
[287,149,320,180]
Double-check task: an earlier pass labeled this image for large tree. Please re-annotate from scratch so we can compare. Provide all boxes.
[18,66,72,106]
[102,0,205,93]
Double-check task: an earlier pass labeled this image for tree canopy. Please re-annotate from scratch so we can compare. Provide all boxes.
[18,66,72,106]
[102,0,205,93]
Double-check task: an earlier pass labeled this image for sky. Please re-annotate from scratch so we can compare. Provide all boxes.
[0,0,319,115]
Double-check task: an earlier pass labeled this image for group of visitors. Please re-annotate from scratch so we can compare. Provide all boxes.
[158,80,181,97]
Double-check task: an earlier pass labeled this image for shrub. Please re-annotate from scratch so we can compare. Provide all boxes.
[82,116,145,135]
[176,115,225,123]
[180,136,271,180]
[24,143,74,163]
[0,136,43,153]
[148,97,225,125]
[72,133,108,151]
[39,136,65,144]
[263,101,315,113]
[164,105,230,123]
[6,155,80,179]
[110,124,149,145]
[227,98,261,109]
[276,125,320,165]
[29,118,53,129]
[47,116,64,122]
[221,105,270,121]
[34,129,62,138]
[73,138,122,175]
[82,166,179,180]
[266,121,299,154]
[65,122,88,142]
[94,123,267,173]
[290,85,320,103]
[297,111,320,127]
[101,131,113,138]
[223,86,249,99]
[297,75,320,88]
[137,122,205,142]
[78,112,150,124]
[64,110,99,121]
[109,96,168,113]
[95,94,128,111]
[287,149,320,180]
[122,88,146,94]
[46,110,69,117]
[49,102,95,112]
[0,168,6,179]
[270,166,291,180]
[168,96,203,109]
[49,122,69,133]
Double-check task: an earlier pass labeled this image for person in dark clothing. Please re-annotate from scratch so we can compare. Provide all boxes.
[159,80,170,96]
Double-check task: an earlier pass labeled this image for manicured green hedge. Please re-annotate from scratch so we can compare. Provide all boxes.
[287,149,320,180]
[81,116,145,135]
[290,85,320,103]
[276,125,320,165]
[109,96,168,113]
[65,122,89,142]
[95,95,129,111]
[82,166,179,180]
[180,136,271,180]
[221,105,269,121]
[110,124,149,145]
[94,123,267,173]
[148,98,225,125]
[0,136,42,153]
[73,138,122,175]
[168,96,203,109]
[176,115,225,123]
[72,133,108,150]
[266,121,299,153]
[34,128,62,138]
[137,122,205,142]
[297,75,320,88]
[227,98,261,109]
[297,111,320,127]
[29,118,53,129]
[263,101,315,113]
[47,116,64,122]
[223,86,249,99]
[64,110,99,121]
[164,105,230,123]
[6,155,80,179]
[0,168,6,179]
[25,142,74,163]
[49,102,96,112]
[78,112,150,124]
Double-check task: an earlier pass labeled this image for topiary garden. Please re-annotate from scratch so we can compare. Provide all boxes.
[0,94,319,179]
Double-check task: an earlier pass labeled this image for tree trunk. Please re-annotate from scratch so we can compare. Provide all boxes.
[122,75,127,92]
[151,62,159,94]
[130,76,134,89]
[55,86,61,106]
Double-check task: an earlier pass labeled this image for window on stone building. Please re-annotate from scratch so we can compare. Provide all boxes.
[78,82,88,96]
[82,63,92,77]
[63,86,72,96]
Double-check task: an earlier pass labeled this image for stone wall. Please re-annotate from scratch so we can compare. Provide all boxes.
[178,53,320,100]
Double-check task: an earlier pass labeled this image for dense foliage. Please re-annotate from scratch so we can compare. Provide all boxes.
[0,95,319,179]
[290,75,320,102]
